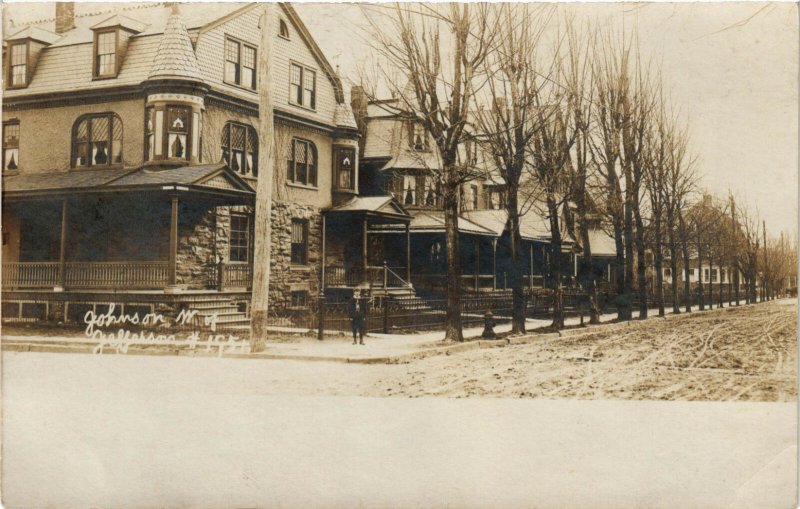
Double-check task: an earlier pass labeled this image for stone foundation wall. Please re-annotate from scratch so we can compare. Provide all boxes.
[176,204,217,289]
[213,201,322,308]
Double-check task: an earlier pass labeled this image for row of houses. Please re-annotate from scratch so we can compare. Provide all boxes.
[0,2,689,328]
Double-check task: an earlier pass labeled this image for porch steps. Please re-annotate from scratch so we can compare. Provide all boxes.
[183,300,250,331]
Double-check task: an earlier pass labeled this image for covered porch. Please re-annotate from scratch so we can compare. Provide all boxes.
[2,163,255,294]
[322,196,413,293]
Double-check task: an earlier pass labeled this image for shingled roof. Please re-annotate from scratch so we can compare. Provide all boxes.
[148,5,203,83]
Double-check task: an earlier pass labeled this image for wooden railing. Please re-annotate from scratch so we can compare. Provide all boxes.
[207,263,252,290]
[2,261,169,290]
[2,262,60,289]
[65,262,169,289]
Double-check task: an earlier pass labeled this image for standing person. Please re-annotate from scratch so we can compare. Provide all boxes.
[348,290,366,345]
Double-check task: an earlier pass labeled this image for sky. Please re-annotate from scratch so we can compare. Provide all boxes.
[4,1,798,236]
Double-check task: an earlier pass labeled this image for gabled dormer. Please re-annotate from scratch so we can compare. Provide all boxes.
[4,26,59,89]
[90,14,147,79]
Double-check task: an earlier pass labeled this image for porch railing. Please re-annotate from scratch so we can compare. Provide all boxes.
[2,261,169,290]
[324,264,411,288]
[2,262,60,289]
[65,262,169,289]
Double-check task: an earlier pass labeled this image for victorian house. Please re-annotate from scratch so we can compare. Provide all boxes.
[1,2,360,326]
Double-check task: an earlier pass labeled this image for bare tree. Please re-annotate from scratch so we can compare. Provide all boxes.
[473,4,553,333]
[366,4,499,341]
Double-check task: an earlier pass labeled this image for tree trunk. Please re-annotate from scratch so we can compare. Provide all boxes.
[250,7,275,352]
[654,217,665,317]
[679,212,692,313]
[507,185,526,334]
[697,237,705,311]
[579,222,601,324]
[634,209,648,319]
[443,180,463,342]
[547,193,564,330]
[667,224,680,314]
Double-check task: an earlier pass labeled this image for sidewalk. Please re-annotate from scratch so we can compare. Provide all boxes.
[1,299,768,364]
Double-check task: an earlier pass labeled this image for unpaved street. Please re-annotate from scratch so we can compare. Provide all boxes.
[367,300,798,401]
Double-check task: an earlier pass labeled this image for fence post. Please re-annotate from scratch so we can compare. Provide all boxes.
[217,261,226,292]
[383,295,390,334]
[317,291,326,340]
[383,260,388,289]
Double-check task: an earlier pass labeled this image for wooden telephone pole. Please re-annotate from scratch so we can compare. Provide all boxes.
[250,5,275,351]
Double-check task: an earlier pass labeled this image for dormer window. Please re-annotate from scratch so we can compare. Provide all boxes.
[94,30,117,78]
[8,42,28,87]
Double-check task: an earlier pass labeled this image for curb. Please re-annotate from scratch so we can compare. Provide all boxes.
[2,300,778,364]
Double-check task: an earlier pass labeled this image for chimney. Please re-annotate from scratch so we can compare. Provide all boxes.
[55,2,75,34]
[350,85,368,138]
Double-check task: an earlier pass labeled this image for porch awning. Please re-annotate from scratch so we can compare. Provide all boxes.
[325,196,411,223]
[2,163,255,203]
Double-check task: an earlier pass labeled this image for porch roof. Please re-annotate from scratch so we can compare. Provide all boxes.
[371,211,497,237]
[2,163,255,203]
[325,196,411,222]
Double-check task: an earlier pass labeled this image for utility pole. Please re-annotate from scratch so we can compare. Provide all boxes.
[250,5,275,351]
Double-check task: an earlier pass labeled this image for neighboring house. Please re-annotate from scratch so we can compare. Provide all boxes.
[1,2,360,325]
[349,88,605,294]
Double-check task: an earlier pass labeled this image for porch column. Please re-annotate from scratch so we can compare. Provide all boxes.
[56,199,68,291]
[492,238,497,291]
[165,196,179,293]
[474,238,480,291]
[529,243,534,290]
[362,217,368,275]
[405,222,411,285]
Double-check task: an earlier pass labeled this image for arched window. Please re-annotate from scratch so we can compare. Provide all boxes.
[287,138,317,187]
[72,113,123,168]
[221,122,258,176]
[279,19,290,39]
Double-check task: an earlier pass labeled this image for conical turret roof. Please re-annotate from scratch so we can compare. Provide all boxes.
[148,4,203,83]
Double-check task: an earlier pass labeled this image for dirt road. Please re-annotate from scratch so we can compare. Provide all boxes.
[366,300,797,401]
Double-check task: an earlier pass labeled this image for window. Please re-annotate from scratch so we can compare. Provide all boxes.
[145,107,155,161]
[334,146,355,190]
[279,19,290,39]
[704,268,710,282]
[721,269,726,282]
[290,290,308,308]
[94,30,117,78]
[167,106,190,160]
[290,219,309,265]
[470,185,479,210]
[221,122,258,176]
[287,139,317,187]
[711,269,718,282]
[72,113,123,168]
[8,42,27,87]
[423,176,438,206]
[411,123,427,151]
[488,188,505,210]
[403,175,416,206]
[3,121,20,171]
[224,37,257,90]
[229,214,250,263]
[664,268,672,278]
[289,63,316,109]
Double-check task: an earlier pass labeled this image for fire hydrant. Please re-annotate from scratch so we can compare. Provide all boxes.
[482,310,496,339]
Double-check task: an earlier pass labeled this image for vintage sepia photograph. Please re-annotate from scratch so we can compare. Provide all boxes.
[1,1,798,508]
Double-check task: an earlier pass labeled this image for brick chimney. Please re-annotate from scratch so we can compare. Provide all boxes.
[55,2,75,34]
